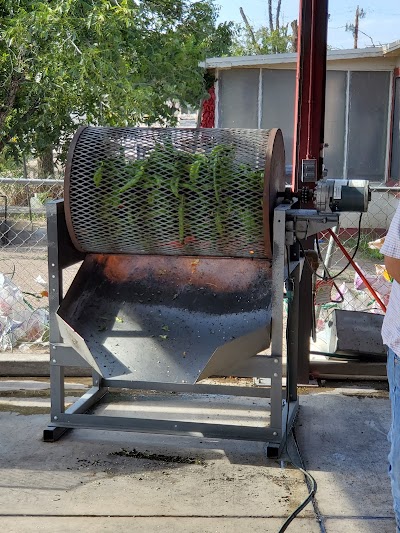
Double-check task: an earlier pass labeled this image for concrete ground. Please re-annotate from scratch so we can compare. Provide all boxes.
[0,379,395,533]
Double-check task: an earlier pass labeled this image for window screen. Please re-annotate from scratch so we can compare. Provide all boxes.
[347,71,390,181]
[324,71,346,178]
[261,69,296,166]
[391,77,400,181]
[217,69,259,128]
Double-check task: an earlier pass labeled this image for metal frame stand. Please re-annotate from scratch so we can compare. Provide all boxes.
[43,200,337,457]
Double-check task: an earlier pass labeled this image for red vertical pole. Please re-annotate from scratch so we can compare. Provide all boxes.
[292,0,329,195]
[292,0,329,383]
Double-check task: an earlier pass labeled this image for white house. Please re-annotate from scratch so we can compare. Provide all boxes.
[203,41,400,185]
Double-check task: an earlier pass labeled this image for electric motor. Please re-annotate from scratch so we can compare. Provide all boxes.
[314,179,370,213]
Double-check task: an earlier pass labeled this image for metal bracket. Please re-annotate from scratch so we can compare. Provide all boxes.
[286,209,339,240]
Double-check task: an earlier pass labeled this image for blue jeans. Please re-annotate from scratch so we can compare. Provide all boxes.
[387,348,400,532]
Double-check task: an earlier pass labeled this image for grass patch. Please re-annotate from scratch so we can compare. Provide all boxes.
[337,234,384,262]
[0,403,50,415]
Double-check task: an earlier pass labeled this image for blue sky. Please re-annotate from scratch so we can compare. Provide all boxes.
[216,0,400,49]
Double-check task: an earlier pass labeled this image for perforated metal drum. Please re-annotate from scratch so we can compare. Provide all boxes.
[65,127,285,260]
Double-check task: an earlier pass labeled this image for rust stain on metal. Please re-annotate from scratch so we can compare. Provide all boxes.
[92,254,270,293]
[64,126,89,253]
[191,259,200,274]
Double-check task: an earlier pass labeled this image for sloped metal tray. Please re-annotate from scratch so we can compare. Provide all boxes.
[58,254,272,384]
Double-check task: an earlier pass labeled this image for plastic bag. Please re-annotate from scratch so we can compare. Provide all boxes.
[0,273,49,350]
[13,308,49,343]
[0,273,24,317]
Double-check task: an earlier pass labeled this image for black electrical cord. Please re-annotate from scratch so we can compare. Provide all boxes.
[296,237,344,304]
[288,429,326,532]
[277,441,318,533]
[274,213,363,531]
[296,213,362,283]
[273,249,319,533]
[315,213,363,280]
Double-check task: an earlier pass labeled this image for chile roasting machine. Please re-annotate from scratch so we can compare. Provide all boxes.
[44,125,370,457]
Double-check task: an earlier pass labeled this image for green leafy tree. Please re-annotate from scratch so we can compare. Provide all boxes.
[230,24,293,55]
[0,0,232,164]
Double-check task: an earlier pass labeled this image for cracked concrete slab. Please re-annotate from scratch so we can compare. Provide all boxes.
[297,391,394,525]
[0,381,396,532]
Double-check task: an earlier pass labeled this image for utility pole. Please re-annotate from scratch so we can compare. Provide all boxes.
[352,5,366,49]
[354,5,360,49]
[346,6,366,49]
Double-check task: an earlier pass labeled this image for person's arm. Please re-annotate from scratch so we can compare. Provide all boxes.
[385,255,400,284]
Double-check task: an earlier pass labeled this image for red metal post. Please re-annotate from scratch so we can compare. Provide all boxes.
[293,0,329,383]
[292,0,329,194]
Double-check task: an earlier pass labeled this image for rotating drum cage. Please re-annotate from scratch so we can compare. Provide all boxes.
[45,126,296,456]
[65,126,283,259]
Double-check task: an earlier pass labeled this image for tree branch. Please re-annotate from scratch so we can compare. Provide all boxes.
[268,0,274,32]
[239,7,262,54]
[291,19,298,52]
[276,0,282,30]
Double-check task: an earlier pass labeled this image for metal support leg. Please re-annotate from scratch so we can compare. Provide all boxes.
[45,202,66,441]
[44,201,86,442]
[270,208,286,431]
[267,205,300,457]
[297,238,314,384]
[287,264,300,402]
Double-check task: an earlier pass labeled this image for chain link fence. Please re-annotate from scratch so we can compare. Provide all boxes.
[0,175,66,351]
[0,173,398,352]
[316,186,399,332]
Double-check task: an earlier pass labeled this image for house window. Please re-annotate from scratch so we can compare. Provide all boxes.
[324,71,347,178]
[218,69,259,128]
[391,76,400,181]
[216,67,391,182]
[261,69,296,166]
[347,71,390,182]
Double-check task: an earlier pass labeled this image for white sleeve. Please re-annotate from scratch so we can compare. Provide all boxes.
[381,203,400,259]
